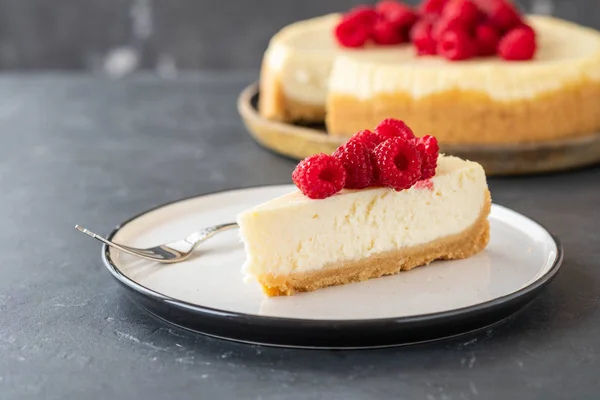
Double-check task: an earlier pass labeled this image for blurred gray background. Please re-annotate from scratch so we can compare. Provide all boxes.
[0,0,596,74]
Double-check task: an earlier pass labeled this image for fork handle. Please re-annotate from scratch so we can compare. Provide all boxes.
[184,222,238,247]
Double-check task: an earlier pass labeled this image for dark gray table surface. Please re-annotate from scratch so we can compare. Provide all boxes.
[0,0,599,71]
[1,73,599,400]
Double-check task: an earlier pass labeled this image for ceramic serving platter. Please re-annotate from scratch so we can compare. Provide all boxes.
[237,83,600,176]
[103,184,563,349]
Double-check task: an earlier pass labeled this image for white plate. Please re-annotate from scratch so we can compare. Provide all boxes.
[103,185,562,348]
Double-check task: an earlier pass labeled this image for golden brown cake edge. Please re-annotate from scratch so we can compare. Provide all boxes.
[326,82,600,144]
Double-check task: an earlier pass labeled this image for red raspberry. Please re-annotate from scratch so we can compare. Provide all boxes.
[373,138,422,190]
[437,29,477,61]
[372,19,406,45]
[411,19,437,55]
[376,1,419,28]
[348,129,382,150]
[412,135,439,179]
[292,154,346,199]
[483,1,522,32]
[443,0,482,29]
[374,118,416,141]
[333,141,374,189]
[475,23,500,56]
[432,16,469,41]
[335,17,371,48]
[498,27,536,61]
[345,6,379,26]
[518,23,536,37]
[473,0,503,7]
[421,0,450,15]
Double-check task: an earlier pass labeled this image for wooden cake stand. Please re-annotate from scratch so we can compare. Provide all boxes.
[238,83,600,175]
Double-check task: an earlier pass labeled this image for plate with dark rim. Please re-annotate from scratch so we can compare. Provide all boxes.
[237,83,600,176]
[102,184,563,349]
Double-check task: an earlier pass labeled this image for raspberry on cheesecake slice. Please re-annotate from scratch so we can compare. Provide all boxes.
[237,119,491,296]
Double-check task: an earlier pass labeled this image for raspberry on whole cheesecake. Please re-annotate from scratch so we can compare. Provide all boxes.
[344,5,379,27]
[421,0,450,15]
[473,0,504,7]
[479,0,523,32]
[473,0,509,14]
[412,135,440,179]
[373,137,423,191]
[432,16,470,42]
[498,26,536,60]
[347,129,383,150]
[411,19,438,55]
[332,0,533,59]
[372,19,406,45]
[292,154,347,199]
[333,141,374,189]
[443,0,482,29]
[376,1,419,29]
[374,118,416,141]
[475,23,501,56]
[517,23,536,37]
[335,17,372,48]
[437,29,477,60]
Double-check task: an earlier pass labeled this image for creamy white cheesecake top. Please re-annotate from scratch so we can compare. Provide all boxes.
[263,14,600,104]
[237,156,488,279]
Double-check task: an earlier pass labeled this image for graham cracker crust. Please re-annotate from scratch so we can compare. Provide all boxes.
[326,82,600,144]
[258,64,326,123]
[258,190,492,296]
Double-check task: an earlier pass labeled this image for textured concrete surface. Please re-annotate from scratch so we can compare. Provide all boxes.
[0,73,599,399]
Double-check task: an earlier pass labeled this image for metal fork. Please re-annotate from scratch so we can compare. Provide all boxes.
[75,223,238,263]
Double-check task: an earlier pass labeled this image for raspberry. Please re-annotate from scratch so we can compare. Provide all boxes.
[374,118,416,141]
[335,17,371,48]
[376,1,419,28]
[348,129,382,150]
[498,27,536,61]
[372,19,406,45]
[443,0,482,29]
[483,1,522,32]
[335,6,378,48]
[437,29,477,61]
[518,23,536,37]
[475,23,500,56]
[421,0,450,15]
[333,141,374,189]
[411,19,437,55]
[412,135,439,179]
[473,0,503,7]
[373,138,422,190]
[292,154,347,199]
[345,5,379,27]
[432,16,470,41]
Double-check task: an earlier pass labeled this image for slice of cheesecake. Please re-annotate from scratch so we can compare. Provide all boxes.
[238,155,491,296]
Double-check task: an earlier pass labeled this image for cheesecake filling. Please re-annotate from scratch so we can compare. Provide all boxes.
[238,156,487,281]
[256,193,490,297]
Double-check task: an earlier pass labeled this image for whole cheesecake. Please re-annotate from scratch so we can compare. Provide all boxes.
[259,13,600,144]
